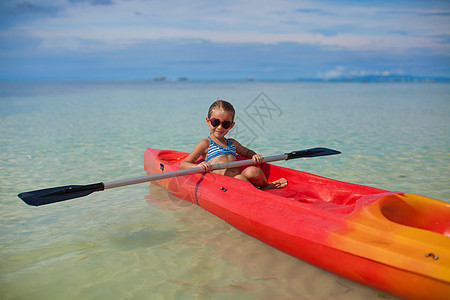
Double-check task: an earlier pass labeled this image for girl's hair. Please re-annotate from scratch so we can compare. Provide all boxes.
[208,100,235,120]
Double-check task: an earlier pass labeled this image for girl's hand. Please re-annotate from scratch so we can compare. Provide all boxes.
[252,154,264,164]
[199,161,212,172]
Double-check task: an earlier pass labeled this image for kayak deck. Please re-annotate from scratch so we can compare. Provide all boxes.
[144,148,450,299]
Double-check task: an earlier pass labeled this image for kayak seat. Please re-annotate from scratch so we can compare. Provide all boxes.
[380,193,450,236]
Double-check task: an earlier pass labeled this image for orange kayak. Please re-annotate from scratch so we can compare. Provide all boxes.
[144,148,450,299]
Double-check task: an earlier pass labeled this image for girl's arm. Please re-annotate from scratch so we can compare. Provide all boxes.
[180,139,211,170]
[230,139,263,163]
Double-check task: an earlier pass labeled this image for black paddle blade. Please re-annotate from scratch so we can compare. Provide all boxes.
[18,182,104,206]
[286,147,341,159]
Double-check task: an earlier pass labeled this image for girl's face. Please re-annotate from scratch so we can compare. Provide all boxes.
[206,109,235,138]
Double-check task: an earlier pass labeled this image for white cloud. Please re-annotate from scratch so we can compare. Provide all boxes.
[7,0,449,53]
[323,66,346,78]
[320,67,409,79]
[1,0,449,80]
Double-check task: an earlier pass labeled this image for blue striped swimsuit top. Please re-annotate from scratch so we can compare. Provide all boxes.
[205,136,237,162]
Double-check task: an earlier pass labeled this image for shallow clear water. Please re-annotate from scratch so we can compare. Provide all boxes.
[1,81,449,299]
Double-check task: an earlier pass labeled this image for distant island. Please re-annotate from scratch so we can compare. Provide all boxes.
[304,75,448,83]
[147,75,449,82]
[153,76,189,81]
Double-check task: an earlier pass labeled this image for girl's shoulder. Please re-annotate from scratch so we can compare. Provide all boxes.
[228,138,241,146]
[188,138,210,160]
[196,138,211,149]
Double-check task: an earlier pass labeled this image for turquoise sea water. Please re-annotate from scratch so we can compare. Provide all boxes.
[1,81,449,299]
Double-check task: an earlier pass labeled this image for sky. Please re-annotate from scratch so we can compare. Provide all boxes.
[0,0,449,81]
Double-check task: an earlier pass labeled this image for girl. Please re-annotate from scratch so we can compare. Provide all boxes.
[180,100,287,190]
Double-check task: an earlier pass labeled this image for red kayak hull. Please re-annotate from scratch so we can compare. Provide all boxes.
[144,148,450,299]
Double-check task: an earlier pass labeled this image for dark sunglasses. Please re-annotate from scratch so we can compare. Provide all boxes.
[209,118,233,129]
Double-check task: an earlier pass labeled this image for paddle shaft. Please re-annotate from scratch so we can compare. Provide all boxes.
[18,148,340,206]
[104,154,287,189]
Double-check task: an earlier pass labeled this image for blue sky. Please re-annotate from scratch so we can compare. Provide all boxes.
[1,0,449,80]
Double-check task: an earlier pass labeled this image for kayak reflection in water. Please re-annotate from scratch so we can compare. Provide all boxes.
[180,100,287,190]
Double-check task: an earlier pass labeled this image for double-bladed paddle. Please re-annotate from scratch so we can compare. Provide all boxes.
[18,147,340,206]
